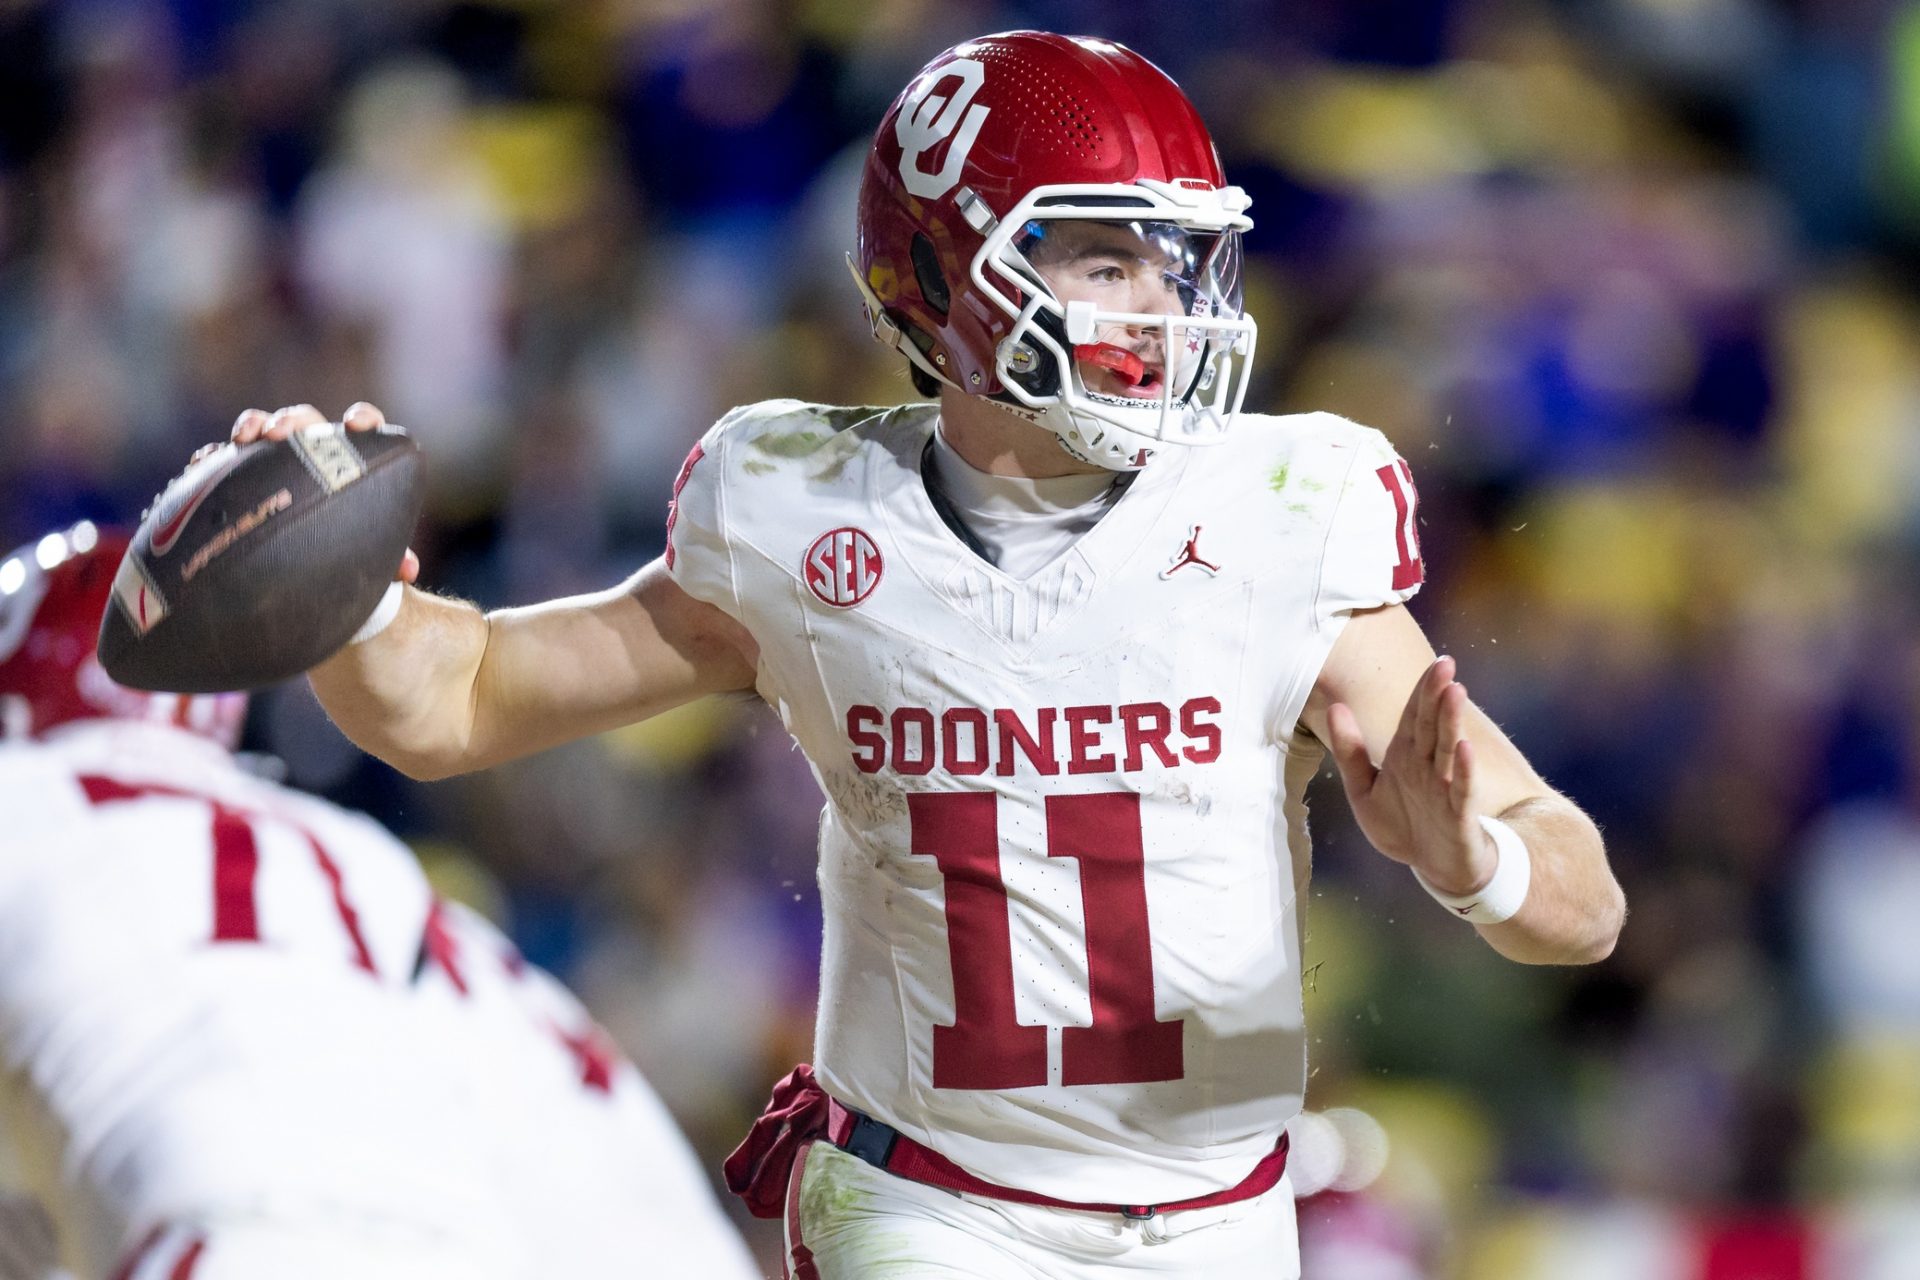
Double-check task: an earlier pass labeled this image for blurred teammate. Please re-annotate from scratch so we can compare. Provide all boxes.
[0,525,757,1280]
[232,30,1624,1280]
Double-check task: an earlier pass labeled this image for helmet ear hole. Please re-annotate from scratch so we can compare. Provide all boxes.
[999,308,1065,399]
[910,234,950,317]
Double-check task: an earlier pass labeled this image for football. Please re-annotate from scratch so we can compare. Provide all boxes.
[97,423,422,693]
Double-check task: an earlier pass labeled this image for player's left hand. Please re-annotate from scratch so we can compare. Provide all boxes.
[1325,656,1499,897]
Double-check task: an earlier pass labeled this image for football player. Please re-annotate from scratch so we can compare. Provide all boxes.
[0,526,757,1280]
[232,30,1624,1280]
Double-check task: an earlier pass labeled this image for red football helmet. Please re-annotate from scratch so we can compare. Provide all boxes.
[0,524,246,746]
[852,31,1256,471]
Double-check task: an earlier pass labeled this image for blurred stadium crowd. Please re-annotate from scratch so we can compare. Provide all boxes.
[4,0,1920,1275]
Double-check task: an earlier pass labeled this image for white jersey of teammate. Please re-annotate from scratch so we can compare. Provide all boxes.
[669,399,1421,1205]
[409,896,760,1280]
[0,721,755,1280]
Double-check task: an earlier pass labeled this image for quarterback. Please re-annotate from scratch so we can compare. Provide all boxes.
[235,31,1624,1279]
[0,527,756,1279]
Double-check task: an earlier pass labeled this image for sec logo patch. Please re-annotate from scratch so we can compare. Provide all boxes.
[804,527,883,608]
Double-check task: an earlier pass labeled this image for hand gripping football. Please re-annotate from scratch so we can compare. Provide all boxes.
[98,423,423,693]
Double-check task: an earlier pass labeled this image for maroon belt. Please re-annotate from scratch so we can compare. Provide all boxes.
[825,1095,1290,1219]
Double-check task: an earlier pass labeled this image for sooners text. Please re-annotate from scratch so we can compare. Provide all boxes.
[846,697,1222,776]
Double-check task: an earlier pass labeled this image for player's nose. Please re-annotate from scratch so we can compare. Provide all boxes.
[1113,317,1169,362]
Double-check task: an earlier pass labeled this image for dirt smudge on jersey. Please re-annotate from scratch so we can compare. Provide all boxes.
[820,767,904,846]
[1157,778,1214,817]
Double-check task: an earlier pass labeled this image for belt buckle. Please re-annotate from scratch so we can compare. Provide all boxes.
[843,1113,899,1169]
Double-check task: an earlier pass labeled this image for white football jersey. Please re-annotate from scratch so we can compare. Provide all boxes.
[668,399,1423,1204]
[0,722,752,1278]
[410,900,761,1279]
[0,721,509,1274]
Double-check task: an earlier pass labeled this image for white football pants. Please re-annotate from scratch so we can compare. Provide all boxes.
[786,1141,1301,1279]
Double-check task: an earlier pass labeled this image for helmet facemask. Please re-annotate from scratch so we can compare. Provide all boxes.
[968,181,1257,470]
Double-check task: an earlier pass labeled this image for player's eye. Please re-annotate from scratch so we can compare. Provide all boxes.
[1085,265,1127,284]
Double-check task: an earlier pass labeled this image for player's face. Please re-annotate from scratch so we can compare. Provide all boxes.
[1023,220,1216,402]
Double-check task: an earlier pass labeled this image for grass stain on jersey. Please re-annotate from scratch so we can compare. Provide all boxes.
[810,453,854,484]
[744,415,870,483]
[1272,463,1327,500]
[750,430,833,458]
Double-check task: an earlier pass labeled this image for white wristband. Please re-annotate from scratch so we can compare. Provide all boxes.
[1414,815,1532,924]
[350,581,406,645]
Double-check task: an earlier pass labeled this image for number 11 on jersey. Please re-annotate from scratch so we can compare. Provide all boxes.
[908,791,1185,1090]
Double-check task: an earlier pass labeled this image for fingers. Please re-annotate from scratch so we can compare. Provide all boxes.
[230,402,387,445]
[1434,680,1469,782]
[232,403,320,443]
[1409,654,1454,762]
[399,548,420,584]
[1325,701,1378,800]
[343,401,385,431]
[231,408,269,443]
[1449,735,1475,813]
[266,403,327,440]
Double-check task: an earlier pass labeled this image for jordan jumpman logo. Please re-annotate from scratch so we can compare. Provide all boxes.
[1159,525,1221,579]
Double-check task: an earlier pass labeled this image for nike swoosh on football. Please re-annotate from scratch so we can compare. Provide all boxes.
[151,450,244,555]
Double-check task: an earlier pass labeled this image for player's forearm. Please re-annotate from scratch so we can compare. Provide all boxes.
[1475,796,1623,965]
[458,570,756,772]
[308,587,491,780]
[310,564,758,781]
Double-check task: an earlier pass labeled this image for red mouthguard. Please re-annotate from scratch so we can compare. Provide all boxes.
[1073,343,1148,385]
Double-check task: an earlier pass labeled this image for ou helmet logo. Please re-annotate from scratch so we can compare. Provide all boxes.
[805,527,884,608]
[896,58,991,200]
